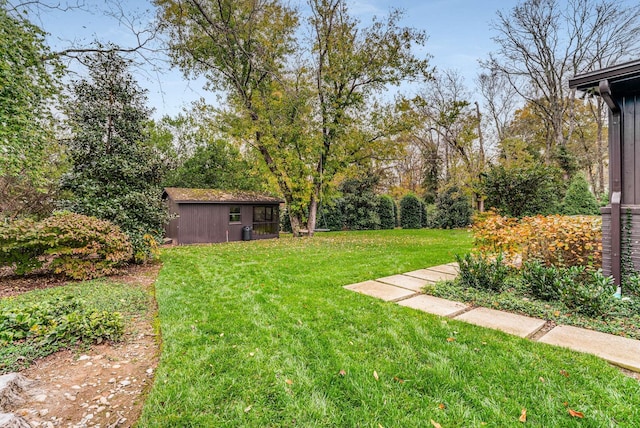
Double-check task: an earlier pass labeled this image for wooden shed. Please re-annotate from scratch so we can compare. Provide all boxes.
[163,187,283,244]
[570,59,640,288]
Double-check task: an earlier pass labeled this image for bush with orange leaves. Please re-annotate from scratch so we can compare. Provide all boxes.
[473,211,602,268]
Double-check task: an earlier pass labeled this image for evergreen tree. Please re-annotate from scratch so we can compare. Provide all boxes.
[400,194,422,229]
[561,174,600,215]
[433,186,472,229]
[61,50,167,260]
[378,195,396,230]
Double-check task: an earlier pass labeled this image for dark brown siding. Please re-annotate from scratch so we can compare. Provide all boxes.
[621,94,640,204]
[601,205,640,276]
[178,204,226,244]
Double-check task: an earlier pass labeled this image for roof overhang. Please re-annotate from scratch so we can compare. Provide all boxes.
[569,59,640,91]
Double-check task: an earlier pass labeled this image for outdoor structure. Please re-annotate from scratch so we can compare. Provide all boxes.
[163,187,283,244]
[570,59,640,287]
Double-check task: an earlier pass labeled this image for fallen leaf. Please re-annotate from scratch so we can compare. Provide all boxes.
[393,376,405,383]
[285,379,293,385]
[430,419,442,428]
[373,370,379,381]
[244,405,252,413]
[339,369,346,376]
[568,408,584,418]
[519,408,527,422]
[563,402,568,407]
[446,337,456,342]
[539,377,545,383]
[554,311,560,317]
[438,403,446,410]
[560,370,569,377]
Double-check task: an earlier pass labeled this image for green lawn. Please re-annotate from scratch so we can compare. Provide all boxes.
[139,230,640,427]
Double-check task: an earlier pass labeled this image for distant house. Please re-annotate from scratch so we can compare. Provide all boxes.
[162,187,283,244]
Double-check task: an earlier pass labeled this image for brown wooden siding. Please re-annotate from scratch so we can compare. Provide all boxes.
[601,205,640,276]
[165,201,280,244]
[621,94,640,204]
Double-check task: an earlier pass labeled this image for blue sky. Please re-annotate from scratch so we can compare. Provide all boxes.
[34,0,512,118]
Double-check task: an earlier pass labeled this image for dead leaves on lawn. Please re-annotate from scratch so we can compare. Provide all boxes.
[568,408,585,418]
[519,408,527,422]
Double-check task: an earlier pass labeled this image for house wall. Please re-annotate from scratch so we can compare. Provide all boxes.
[620,93,640,204]
[601,205,640,277]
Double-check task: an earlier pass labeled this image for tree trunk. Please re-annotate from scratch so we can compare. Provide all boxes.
[289,211,303,237]
[307,193,318,238]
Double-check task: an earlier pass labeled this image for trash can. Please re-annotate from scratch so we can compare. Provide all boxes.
[242,226,252,241]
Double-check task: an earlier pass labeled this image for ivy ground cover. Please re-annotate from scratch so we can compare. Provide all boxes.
[140,230,640,427]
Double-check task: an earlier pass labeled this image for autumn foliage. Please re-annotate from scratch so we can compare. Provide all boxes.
[473,211,602,268]
[0,212,132,279]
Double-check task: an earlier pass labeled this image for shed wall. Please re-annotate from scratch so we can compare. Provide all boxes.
[171,202,280,244]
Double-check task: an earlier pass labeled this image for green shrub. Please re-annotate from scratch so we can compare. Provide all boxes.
[455,253,510,292]
[433,186,472,229]
[482,163,562,217]
[377,195,396,230]
[522,260,561,301]
[320,201,344,231]
[400,194,422,229]
[556,266,615,317]
[0,212,132,279]
[340,176,380,230]
[0,295,124,347]
[561,175,600,215]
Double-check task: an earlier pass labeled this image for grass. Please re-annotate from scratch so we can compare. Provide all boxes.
[140,230,640,427]
[0,279,151,373]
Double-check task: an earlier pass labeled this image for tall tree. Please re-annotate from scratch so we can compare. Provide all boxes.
[155,0,430,236]
[61,50,167,260]
[306,0,430,235]
[484,0,640,169]
[0,2,63,219]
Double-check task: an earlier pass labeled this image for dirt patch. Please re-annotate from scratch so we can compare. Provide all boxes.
[2,264,161,427]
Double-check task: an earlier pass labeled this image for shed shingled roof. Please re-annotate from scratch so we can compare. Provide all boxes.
[163,187,284,204]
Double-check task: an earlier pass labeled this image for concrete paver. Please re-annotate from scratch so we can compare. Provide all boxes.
[398,295,468,317]
[538,325,640,372]
[344,280,417,302]
[376,274,428,292]
[425,264,459,275]
[454,307,547,338]
[403,269,458,282]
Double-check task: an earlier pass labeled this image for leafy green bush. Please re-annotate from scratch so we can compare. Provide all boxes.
[320,201,345,231]
[522,260,561,301]
[340,176,380,230]
[455,253,510,292]
[561,174,600,215]
[556,266,615,317]
[0,295,124,347]
[0,212,132,279]
[433,186,472,229]
[482,163,562,217]
[377,195,396,230]
[400,194,422,229]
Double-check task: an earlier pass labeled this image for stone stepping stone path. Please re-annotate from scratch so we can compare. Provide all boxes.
[343,263,640,372]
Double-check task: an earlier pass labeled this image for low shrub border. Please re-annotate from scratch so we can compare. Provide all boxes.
[0,212,133,280]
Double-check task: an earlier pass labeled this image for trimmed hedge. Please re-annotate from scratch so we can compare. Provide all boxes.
[378,195,396,230]
[0,212,132,279]
[400,194,422,229]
